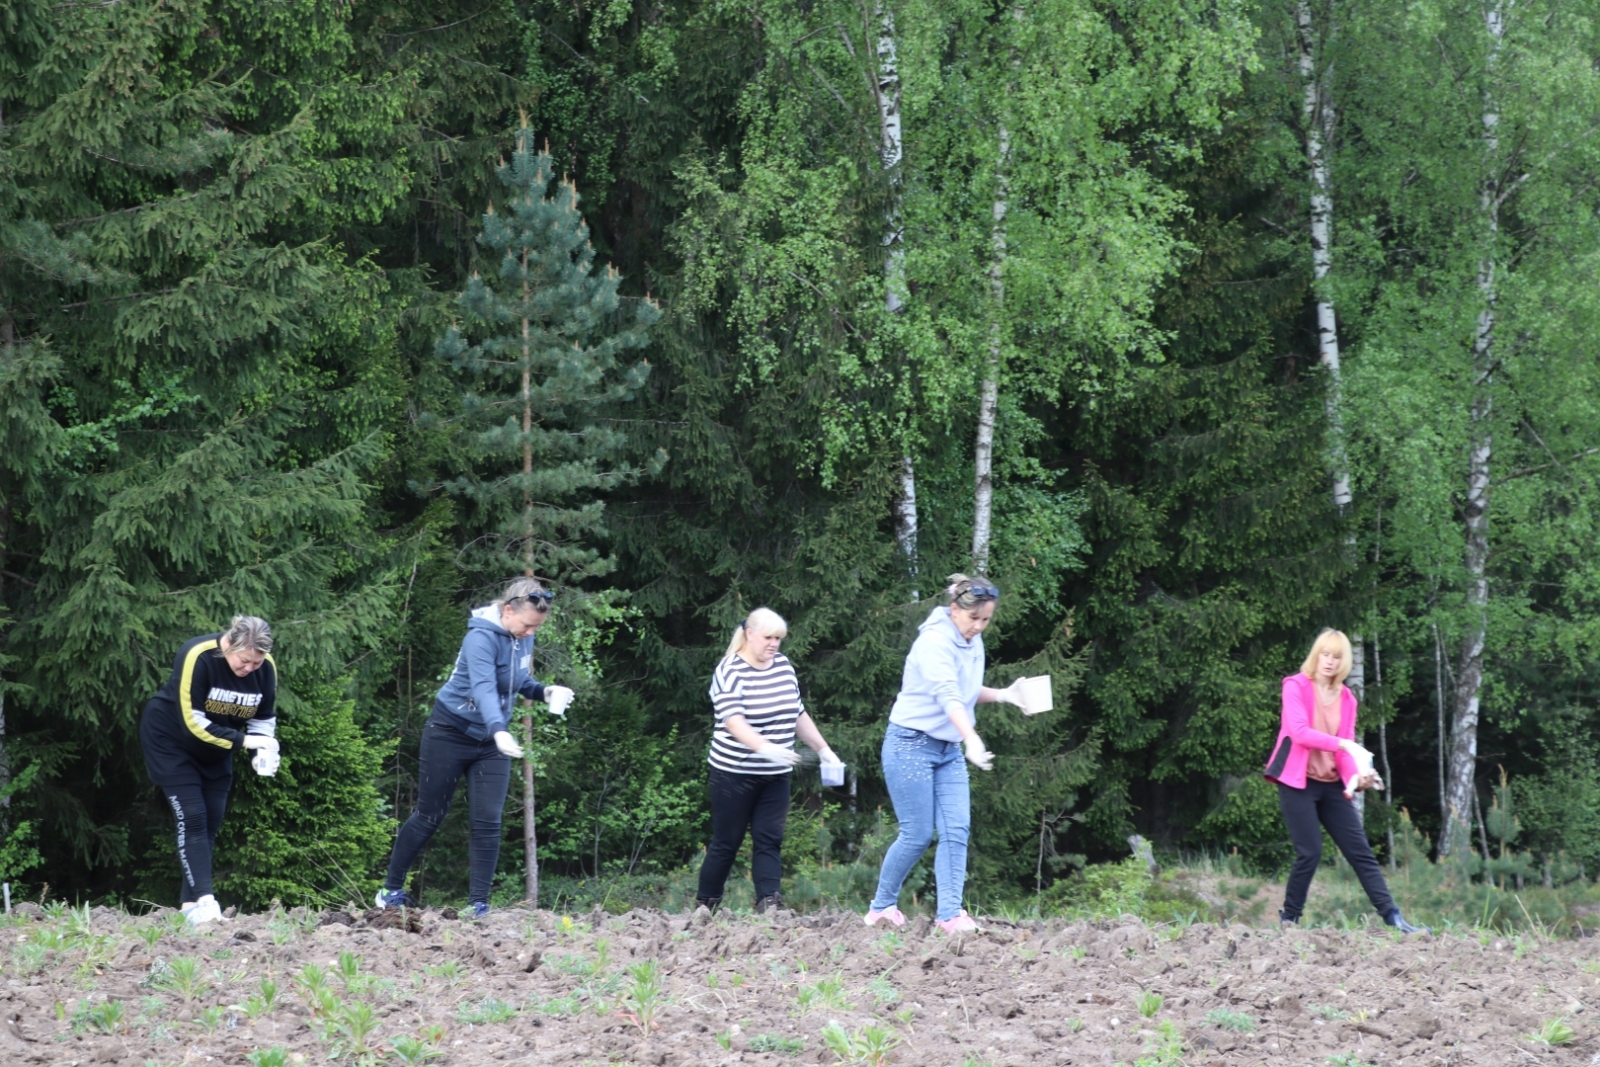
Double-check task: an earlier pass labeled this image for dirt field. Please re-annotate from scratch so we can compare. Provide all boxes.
[4,901,1599,1067]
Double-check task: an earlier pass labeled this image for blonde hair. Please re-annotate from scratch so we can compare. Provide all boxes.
[1300,628,1354,685]
[223,615,273,654]
[725,607,788,659]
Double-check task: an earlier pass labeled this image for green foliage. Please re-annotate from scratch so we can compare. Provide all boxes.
[209,674,393,910]
[431,124,659,582]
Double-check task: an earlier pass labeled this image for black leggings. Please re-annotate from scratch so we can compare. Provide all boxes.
[1279,779,1396,922]
[383,720,511,906]
[697,767,791,902]
[162,778,230,904]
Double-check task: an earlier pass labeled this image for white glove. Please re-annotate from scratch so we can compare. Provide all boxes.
[999,681,1029,709]
[242,735,279,753]
[493,730,525,758]
[1344,744,1379,798]
[755,742,802,768]
[251,750,280,777]
[544,685,574,717]
[963,734,994,772]
[818,747,840,766]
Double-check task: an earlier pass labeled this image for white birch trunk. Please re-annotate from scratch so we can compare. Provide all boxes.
[972,124,1008,577]
[1442,0,1506,858]
[1299,2,1367,815]
[1297,0,1352,514]
[873,5,918,582]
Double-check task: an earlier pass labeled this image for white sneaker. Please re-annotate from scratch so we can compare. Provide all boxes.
[185,896,223,925]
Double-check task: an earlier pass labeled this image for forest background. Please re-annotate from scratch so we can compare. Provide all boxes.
[5,0,1600,914]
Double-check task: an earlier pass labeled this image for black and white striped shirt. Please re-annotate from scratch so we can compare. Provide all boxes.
[708,653,804,775]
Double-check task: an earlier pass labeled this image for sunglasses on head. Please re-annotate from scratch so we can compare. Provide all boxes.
[965,582,1000,602]
[514,592,555,610]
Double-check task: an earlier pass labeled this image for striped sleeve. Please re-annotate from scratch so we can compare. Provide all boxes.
[708,655,804,775]
[177,641,237,750]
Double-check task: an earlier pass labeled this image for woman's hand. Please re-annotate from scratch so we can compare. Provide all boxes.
[544,685,574,717]
[493,730,525,759]
[755,742,803,768]
[963,733,994,772]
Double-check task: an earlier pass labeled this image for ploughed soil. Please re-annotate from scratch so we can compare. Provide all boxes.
[5,900,1599,1066]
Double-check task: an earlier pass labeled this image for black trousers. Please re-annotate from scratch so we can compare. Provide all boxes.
[163,778,231,904]
[383,719,511,906]
[1279,779,1396,922]
[697,767,791,902]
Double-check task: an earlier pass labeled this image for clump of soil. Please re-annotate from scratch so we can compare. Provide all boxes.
[2,902,1597,1065]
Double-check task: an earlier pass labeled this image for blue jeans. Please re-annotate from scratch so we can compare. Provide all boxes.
[870,724,971,921]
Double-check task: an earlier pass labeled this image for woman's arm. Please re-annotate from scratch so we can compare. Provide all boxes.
[1281,676,1343,752]
[722,713,769,752]
[462,631,510,734]
[794,712,837,760]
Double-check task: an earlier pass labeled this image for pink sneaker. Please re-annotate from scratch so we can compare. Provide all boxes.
[863,905,906,928]
[934,910,979,934]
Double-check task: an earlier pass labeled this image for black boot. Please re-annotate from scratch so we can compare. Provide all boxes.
[694,896,721,916]
[1278,909,1299,927]
[754,891,783,914]
[1385,909,1428,934]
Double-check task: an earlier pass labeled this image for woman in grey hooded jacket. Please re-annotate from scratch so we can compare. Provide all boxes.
[863,575,1031,933]
[374,577,574,917]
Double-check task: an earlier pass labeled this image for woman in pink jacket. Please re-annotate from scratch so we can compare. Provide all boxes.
[1264,629,1423,932]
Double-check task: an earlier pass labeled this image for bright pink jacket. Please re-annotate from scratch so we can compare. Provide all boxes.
[1262,673,1357,789]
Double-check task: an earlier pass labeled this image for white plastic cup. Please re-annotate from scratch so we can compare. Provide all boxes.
[820,761,846,787]
[547,688,572,717]
[1017,675,1053,715]
[252,751,278,777]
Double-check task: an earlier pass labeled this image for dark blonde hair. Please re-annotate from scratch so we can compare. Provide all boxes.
[223,615,273,653]
[498,576,549,610]
[944,573,999,612]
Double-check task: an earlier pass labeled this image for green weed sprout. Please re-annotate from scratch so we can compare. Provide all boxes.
[390,1033,443,1066]
[821,1021,901,1067]
[330,1001,381,1059]
[195,1006,227,1034]
[714,1031,733,1051]
[456,998,518,1025]
[1134,1021,1184,1067]
[1205,1008,1255,1032]
[1326,1056,1379,1067]
[155,957,209,1003]
[867,976,899,1007]
[1136,991,1164,1018]
[618,959,668,1036]
[796,973,853,1013]
[1525,1018,1575,1046]
[749,1033,806,1054]
[245,1048,289,1067]
[135,924,163,951]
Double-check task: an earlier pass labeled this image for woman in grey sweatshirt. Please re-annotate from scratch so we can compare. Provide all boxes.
[863,575,1028,933]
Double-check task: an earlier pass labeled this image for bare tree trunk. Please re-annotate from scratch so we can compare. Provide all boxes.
[972,123,1008,577]
[1442,0,1505,858]
[523,713,538,906]
[1375,631,1395,867]
[520,233,539,904]
[1434,622,1447,829]
[873,6,917,586]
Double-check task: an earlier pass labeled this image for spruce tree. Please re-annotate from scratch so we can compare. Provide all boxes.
[432,124,659,903]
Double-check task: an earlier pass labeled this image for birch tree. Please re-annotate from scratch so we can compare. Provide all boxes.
[1337,0,1600,856]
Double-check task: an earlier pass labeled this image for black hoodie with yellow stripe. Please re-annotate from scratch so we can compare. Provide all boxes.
[140,632,277,783]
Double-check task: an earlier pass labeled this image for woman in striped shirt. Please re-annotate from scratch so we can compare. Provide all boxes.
[696,607,839,914]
